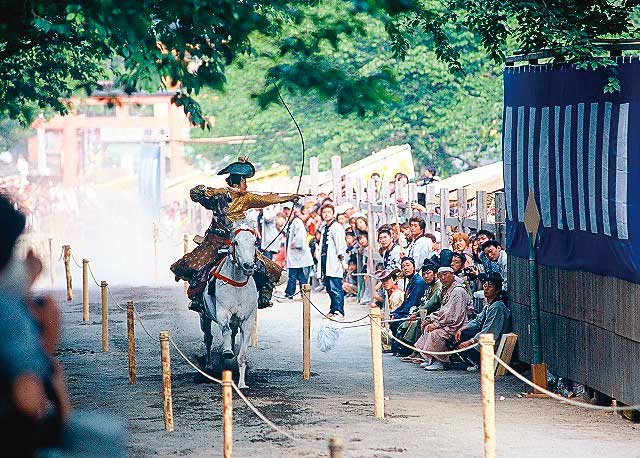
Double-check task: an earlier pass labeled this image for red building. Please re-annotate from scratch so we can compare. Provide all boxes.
[28,91,193,186]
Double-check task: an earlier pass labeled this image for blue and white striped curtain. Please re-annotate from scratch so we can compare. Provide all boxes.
[504,59,639,283]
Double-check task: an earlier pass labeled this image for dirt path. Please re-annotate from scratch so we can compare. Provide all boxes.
[49,283,640,457]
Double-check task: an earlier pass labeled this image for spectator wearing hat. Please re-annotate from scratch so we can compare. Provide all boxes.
[318,203,348,319]
[389,257,427,356]
[454,272,511,371]
[414,265,473,370]
[374,268,403,314]
[284,204,314,299]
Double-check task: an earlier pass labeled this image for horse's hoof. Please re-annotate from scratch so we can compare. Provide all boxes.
[238,383,249,390]
[222,350,234,360]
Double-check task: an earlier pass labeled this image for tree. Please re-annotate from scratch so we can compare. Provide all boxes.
[0,1,638,128]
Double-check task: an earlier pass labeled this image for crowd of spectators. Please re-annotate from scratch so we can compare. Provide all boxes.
[251,167,511,372]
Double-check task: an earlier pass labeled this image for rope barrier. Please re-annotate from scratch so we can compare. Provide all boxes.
[493,354,640,412]
[231,382,296,440]
[370,317,480,356]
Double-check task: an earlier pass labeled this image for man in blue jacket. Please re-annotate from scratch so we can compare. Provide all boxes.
[389,257,427,356]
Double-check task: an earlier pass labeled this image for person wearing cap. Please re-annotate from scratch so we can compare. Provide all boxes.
[259,205,280,260]
[170,156,302,312]
[374,268,403,314]
[284,203,314,299]
[454,272,511,371]
[414,265,472,370]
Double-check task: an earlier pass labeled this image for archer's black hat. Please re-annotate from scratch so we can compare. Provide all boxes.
[217,156,256,178]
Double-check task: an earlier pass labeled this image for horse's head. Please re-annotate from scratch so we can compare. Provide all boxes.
[230,220,258,276]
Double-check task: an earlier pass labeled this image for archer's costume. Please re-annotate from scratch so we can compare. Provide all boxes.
[170,157,298,312]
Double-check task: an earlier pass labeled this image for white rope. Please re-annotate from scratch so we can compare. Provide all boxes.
[370,317,480,356]
[231,382,296,440]
[493,354,640,412]
[167,334,221,384]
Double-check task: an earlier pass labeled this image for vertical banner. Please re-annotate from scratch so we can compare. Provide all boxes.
[504,59,639,283]
[139,143,163,213]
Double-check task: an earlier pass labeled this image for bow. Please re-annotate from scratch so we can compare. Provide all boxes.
[261,86,306,252]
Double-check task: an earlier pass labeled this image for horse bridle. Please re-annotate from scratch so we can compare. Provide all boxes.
[229,227,257,273]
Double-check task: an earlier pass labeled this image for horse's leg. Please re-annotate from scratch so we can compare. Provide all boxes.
[199,313,212,367]
[236,309,256,389]
[216,306,234,362]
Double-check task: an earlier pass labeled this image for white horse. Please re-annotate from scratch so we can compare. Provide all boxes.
[200,220,258,389]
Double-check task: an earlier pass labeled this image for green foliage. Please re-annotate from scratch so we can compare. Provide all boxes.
[192,14,502,177]
[1,0,638,130]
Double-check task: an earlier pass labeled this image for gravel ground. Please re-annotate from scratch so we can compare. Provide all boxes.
[47,283,640,458]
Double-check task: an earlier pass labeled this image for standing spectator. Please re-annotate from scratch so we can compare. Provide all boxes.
[416,165,441,186]
[378,227,401,271]
[284,204,314,299]
[318,204,347,319]
[260,205,280,260]
[389,257,427,356]
[406,216,433,268]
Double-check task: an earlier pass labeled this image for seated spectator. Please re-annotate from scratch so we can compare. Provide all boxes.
[389,257,427,356]
[0,195,125,456]
[373,268,403,314]
[451,232,474,267]
[455,272,511,371]
[480,240,508,291]
[342,258,358,296]
[414,266,473,370]
[378,227,401,271]
[398,262,442,356]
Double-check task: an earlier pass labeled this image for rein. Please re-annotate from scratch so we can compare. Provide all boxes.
[210,227,257,288]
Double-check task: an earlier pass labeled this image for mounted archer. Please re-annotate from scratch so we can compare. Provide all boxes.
[170,156,301,313]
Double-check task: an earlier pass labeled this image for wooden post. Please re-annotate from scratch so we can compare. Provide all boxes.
[127,301,137,384]
[302,284,311,380]
[355,178,363,205]
[82,259,89,322]
[369,306,384,419]
[159,331,174,432]
[476,190,488,232]
[309,156,319,196]
[344,176,354,203]
[63,245,72,301]
[366,180,377,298]
[101,281,108,352]
[251,311,258,347]
[222,370,233,458]
[48,238,55,288]
[153,223,159,282]
[331,155,342,204]
[439,189,449,249]
[480,333,496,458]
[380,180,390,225]
[494,192,507,248]
[329,436,343,458]
[408,183,418,208]
[426,185,437,233]
[457,188,468,233]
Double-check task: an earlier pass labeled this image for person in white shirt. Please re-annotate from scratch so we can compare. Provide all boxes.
[284,204,314,299]
[318,203,347,318]
[260,205,280,260]
[406,216,432,268]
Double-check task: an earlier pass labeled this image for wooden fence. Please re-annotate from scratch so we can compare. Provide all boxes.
[509,257,640,406]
